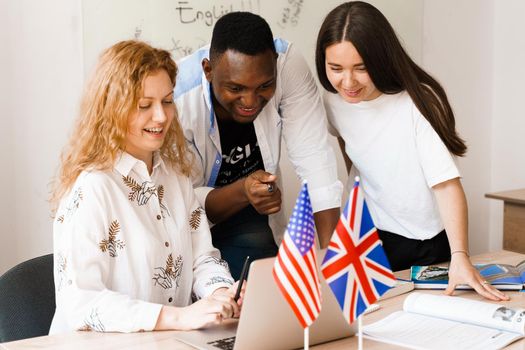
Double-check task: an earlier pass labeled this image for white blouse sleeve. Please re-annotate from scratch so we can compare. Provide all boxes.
[181,176,234,298]
[53,174,162,333]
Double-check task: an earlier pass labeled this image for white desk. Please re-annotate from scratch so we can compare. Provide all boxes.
[2,250,524,350]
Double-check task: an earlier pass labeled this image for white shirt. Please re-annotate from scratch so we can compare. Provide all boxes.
[50,152,233,334]
[174,39,342,244]
[324,91,460,240]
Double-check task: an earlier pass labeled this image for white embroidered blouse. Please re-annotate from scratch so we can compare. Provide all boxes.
[50,152,233,334]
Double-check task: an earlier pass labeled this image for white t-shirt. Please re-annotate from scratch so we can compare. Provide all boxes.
[50,152,233,334]
[324,91,460,240]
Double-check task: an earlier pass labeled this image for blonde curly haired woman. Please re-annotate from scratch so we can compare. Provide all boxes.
[49,40,240,334]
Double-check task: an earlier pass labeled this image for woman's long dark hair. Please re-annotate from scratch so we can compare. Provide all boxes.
[316,1,467,156]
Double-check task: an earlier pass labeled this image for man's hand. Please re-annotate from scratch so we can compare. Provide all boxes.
[243,170,281,215]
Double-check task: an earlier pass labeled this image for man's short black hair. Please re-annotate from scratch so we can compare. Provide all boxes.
[210,12,276,62]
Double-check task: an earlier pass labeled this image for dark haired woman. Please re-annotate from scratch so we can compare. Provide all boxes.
[316,1,507,301]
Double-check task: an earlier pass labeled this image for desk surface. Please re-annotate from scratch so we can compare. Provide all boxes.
[2,250,524,350]
[486,189,525,205]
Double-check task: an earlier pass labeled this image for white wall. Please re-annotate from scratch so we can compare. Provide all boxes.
[0,0,14,272]
[490,0,525,250]
[422,0,525,254]
[422,0,494,254]
[0,0,83,274]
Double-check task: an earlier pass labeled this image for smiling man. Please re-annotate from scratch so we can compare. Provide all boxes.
[175,12,342,279]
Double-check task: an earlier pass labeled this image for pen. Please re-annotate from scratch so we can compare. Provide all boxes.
[234,256,250,302]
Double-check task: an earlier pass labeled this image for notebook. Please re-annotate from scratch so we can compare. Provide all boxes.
[171,255,356,350]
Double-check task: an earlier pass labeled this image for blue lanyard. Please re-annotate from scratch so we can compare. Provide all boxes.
[206,83,222,188]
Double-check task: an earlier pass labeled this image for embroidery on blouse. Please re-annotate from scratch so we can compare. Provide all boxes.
[205,276,234,287]
[202,256,230,273]
[189,207,203,230]
[56,215,64,223]
[65,187,83,219]
[156,184,170,218]
[99,220,125,257]
[122,176,157,206]
[79,308,105,332]
[56,253,69,292]
[153,253,183,289]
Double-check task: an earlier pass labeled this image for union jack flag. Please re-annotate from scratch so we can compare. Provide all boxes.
[273,183,321,328]
[321,177,396,324]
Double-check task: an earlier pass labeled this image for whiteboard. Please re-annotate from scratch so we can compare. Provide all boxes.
[82,0,423,76]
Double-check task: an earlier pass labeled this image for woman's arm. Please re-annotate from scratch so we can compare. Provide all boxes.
[433,177,508,301]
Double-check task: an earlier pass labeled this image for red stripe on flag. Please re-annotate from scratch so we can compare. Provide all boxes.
[272,268,307,328]
[349,279,358,323]
[349,184,359,231]
[337,224,377,304]
[328,241,340,249]
[282,242,320,314]
[365,260,396,280]
[356,230,381,256]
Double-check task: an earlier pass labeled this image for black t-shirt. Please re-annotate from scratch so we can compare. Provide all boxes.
[214,118,264,187]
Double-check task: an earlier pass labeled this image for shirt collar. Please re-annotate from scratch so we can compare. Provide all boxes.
[152,151,169,176]
[114,151,168,177]
[114,151,138,177]
[201,64,215,126]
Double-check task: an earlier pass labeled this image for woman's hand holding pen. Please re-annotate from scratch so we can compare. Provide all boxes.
[445,252,510,301]
[154,291,240,331]
[232,280,247,306]
[211,285,241,316]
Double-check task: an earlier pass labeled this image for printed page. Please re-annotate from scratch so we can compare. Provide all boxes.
[404,292,525,335]
[363,311,523,350]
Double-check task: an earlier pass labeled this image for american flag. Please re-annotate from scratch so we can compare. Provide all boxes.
[273,183,321,328]
[321,178,396,324]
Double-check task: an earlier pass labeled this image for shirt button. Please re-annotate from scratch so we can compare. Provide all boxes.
[165,241,169,247]
[215,160,220,164]
[156,214,162,220]
[168,297,173,303]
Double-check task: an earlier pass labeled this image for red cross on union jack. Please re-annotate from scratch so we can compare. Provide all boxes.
[321,178,396,324]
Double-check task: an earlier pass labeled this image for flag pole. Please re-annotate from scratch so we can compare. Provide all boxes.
[358,315,363,350]
[304,326,309,350]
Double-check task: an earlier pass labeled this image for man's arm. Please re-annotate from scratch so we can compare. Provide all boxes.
[337,137,353,174]
[314,208,340,248]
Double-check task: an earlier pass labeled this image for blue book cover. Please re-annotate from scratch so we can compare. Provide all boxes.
[410,261,525,290]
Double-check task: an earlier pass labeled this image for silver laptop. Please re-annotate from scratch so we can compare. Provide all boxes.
[172,255,356,350]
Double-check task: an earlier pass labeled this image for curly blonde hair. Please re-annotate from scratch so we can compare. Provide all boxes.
[50,40,192,210]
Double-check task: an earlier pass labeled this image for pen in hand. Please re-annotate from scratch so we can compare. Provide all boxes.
[234,256,250,302]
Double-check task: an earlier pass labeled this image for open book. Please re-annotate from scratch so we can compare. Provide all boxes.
[411,261,525,290]
[363,293,525,350]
